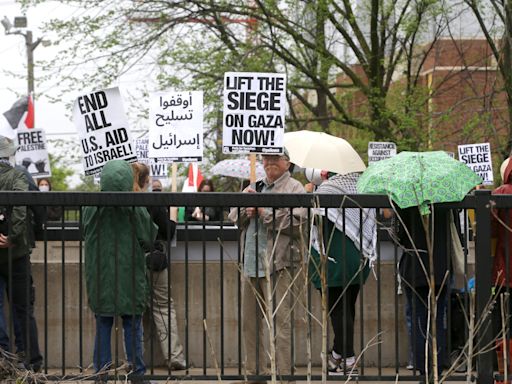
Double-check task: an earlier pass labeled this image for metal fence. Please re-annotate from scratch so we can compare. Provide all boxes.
[0,190,500,383]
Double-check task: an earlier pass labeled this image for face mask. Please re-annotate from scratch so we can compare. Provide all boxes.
[39,185,50,192]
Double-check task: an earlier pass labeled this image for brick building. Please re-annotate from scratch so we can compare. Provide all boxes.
[420,38,508,154]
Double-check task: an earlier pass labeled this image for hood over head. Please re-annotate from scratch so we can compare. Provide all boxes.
[500,157,512,184]
[100,160,134,192]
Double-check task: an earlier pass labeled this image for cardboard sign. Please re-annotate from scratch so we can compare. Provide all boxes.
[368,142,397,164]
[148,91,203,162]
[135,138,168,179]
[458,142,493,185]
[73,87,136,176]
[15,127,51,178]
[222,72,286,154]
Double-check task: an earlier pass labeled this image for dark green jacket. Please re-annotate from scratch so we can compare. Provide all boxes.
[83,160,157,315]
[309,219,369,289]
[0,162,29,262]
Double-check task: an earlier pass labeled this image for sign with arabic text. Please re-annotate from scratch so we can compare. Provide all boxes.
[135,138,168,179]
[222,72,286,154]
[15,127,51,178]
[148,91,203,162]
[73,87,136,176]
[458,142,493,185]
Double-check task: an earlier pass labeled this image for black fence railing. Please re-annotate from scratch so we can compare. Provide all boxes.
[0,190,500,383]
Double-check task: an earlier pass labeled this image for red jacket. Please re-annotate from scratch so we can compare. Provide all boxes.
[492,158,512,286]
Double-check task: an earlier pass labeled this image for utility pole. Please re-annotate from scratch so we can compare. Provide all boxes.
[2,16,44,100]
[25,29,42,96]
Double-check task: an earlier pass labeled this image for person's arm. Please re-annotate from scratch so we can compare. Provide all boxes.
[5,176,29,247]
[135,207,158,251]
[228,186,252,227]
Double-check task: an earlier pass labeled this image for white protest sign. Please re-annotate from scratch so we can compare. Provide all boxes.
[367,142,396,164]
[148,91,203,162]
[458,142,493,185]
[135,138,168,179]
[73,87,136,176]
[15,127,51,178]
[222,72,286,154]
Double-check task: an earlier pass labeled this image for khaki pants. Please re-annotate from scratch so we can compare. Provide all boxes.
[242,268,293,376]
[149,269,186,366]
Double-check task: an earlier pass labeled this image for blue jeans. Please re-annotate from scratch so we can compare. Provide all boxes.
[93,315,145,376]
[407,286,447,376]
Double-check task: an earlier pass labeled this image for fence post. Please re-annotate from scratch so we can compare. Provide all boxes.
[474,189,493,384]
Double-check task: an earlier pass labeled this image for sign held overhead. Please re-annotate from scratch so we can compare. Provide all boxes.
[222,72,286,154]
[458,142,493,185]
[148,91,203,163]
[73,87,136,176]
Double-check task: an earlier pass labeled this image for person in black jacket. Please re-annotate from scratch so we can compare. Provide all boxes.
[36,178,62,221]
[397,205,452,378]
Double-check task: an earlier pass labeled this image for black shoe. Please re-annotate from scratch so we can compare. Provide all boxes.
[169,361,187,370]
[130,378,154,384]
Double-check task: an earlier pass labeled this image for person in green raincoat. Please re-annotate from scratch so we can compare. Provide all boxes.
[309,172,376,376]
[83,160,157,383]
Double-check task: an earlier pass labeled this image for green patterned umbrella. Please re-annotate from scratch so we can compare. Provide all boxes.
[356,151,483,215]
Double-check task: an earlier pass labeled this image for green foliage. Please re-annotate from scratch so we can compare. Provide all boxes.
[72,174,100,192]
[21,0,450,151]
[47,154,74,191]
[23,0,507,159]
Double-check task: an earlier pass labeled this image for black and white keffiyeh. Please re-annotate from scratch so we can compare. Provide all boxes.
[313,172,377,264]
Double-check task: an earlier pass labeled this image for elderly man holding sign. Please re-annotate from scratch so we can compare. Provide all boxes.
[228,149,306,380]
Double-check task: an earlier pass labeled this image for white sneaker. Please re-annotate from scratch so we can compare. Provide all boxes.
[327,352,358,376]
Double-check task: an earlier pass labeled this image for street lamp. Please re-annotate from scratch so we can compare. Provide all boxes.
[1,16,44,96]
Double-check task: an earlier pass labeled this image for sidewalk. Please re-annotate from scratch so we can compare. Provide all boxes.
[4,366,468,383]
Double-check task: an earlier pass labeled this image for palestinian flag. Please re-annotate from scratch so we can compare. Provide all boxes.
[3,95,34,129]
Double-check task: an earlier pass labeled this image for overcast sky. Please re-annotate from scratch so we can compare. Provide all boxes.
[0,1,77,133]
[0,0,84,186]
[0,1,157,186]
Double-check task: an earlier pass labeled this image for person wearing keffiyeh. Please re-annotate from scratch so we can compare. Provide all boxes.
[309,172,377,375]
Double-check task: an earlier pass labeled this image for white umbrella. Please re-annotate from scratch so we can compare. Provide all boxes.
[211,159,266,179]
[284,130,366,175]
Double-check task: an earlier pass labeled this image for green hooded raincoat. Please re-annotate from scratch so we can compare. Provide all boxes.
[83,160,157,315]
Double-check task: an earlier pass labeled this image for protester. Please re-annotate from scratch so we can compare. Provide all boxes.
[131,164,187,371]
[37,178,63,221]
[186,179,222,222]
[309,172,377,375]
[83,160,157,383]
[0,136,42,372]
[396,204,452,378]
[0,164,44,370]
[228,150,307,378]
[491,157,512,366]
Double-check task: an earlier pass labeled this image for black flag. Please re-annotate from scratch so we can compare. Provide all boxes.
[3,96,29,129]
